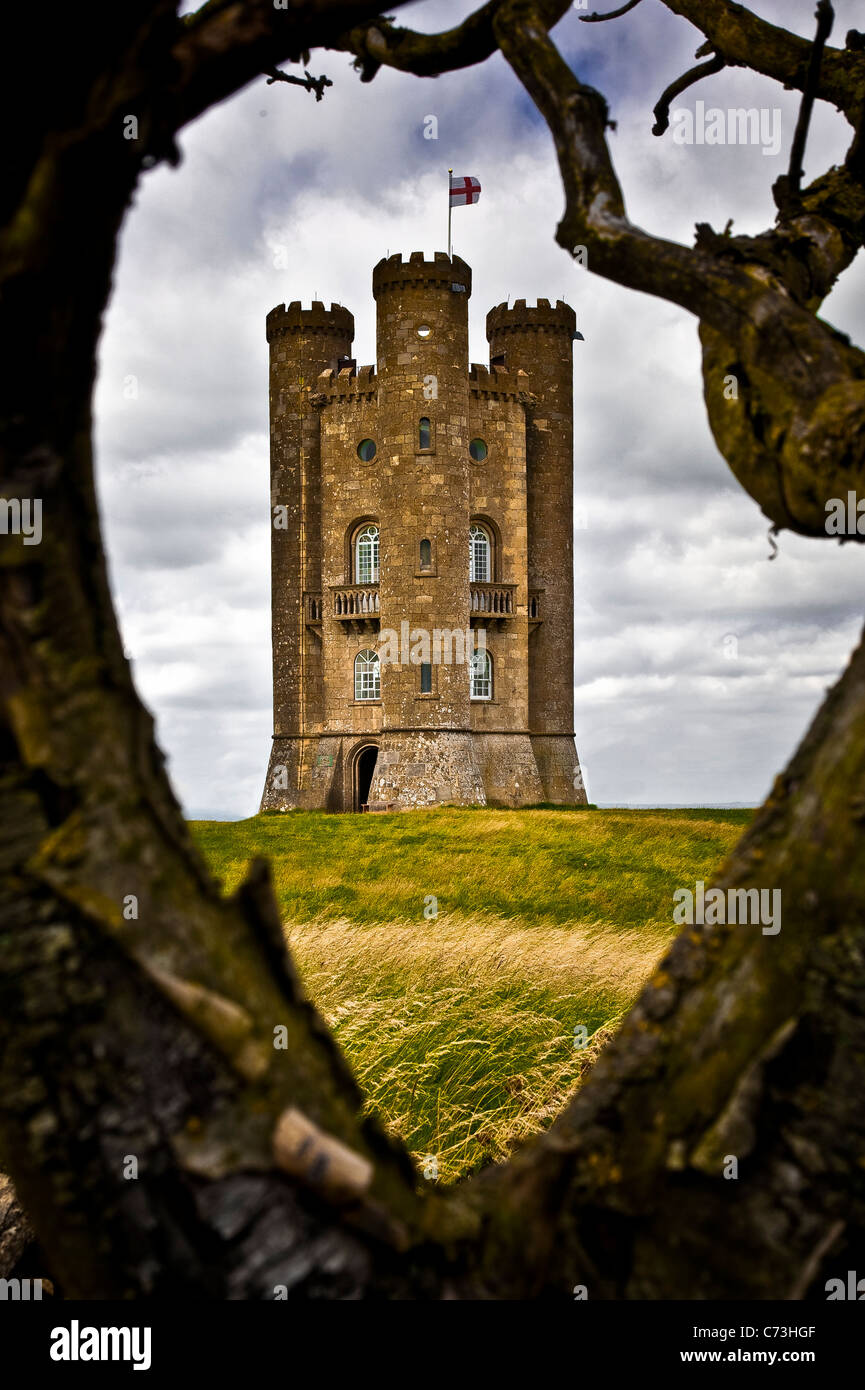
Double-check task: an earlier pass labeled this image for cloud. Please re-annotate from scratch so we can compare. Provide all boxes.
[94,0,865,817]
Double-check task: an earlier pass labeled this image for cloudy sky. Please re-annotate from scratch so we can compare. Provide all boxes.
[93,0,865,818]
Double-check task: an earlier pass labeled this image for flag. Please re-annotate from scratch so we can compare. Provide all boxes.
[449,175,481,207]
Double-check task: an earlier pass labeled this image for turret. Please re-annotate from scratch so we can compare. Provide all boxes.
[267,301,354,748]
[372,251,471,395]
[370,254,474,732]
[486,299,578,796]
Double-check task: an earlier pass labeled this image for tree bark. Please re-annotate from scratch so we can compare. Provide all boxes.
[0,1174,33,1278]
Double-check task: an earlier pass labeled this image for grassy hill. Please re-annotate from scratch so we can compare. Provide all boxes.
[191,807,751,1182]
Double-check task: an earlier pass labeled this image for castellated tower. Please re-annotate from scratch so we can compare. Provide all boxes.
[261,252,587,812]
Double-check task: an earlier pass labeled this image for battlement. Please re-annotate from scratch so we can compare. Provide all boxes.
[486,298,576,339]
[314,363,377,402]
[266,301,355,342]
[469,364,533,402]
[372,251,472,299]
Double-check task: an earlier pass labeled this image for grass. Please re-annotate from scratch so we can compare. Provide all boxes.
[191,807,751,1182]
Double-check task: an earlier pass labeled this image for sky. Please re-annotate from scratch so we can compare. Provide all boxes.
[93,0,865,818]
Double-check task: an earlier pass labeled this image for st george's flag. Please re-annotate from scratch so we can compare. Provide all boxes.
[449,174,481,206]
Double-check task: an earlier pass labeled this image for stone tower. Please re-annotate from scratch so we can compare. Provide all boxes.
[261,251,587,812]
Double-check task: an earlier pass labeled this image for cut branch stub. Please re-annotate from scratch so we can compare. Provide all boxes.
[273,1108,374,1203]
[142,964,271,1083]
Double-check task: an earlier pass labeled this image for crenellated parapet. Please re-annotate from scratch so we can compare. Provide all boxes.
[373,251,472,300]
[266,300,355,342]
[469,364,533,403]
[313,364,377,404]
[486,298,576,340]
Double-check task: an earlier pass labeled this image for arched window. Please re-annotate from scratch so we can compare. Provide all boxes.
[469,524,491,582]
[419,538,432,570]
[355,524,379,584]
[354,649,380,701]
[419,417,431,450]
[470,649,492,701]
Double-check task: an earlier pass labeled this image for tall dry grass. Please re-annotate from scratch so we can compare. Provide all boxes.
[193,807,750,1180]
[289,913,667,1179]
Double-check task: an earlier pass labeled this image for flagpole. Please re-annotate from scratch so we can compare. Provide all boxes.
[447,167,453,259]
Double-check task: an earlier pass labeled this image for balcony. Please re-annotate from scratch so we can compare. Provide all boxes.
[528,589,543,628]
[470,582,517,628]
[304,592,323,629]
[330,582,380,633]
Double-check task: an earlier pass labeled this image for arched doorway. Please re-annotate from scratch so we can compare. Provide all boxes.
[353,744,379,812]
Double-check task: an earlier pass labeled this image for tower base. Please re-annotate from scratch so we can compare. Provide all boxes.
[260,736,344,812]
[261,731,588,811]
[371,732,485,809]
[471,733,544,807]
[530,734,588,805]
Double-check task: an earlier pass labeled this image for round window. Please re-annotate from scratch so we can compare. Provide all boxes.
[469,438,488,462]
[417,324,432,338]
[357,439,377,463]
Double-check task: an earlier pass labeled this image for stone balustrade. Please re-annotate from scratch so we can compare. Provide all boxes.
[330,583,380,629]
[305,593,323,624]
[469,582,517,622]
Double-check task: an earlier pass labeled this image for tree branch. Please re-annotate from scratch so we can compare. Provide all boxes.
[774,0,835,214]
[264,65,333,100]
[170,0,416,132]
[330,0,865,130]
[652,52,726,137]
[659,0,864,127]
[579,0,644,21]
[331,0,570,81]
[584,0,645,19]
[493,0,865,539]
[492,0,752,324]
